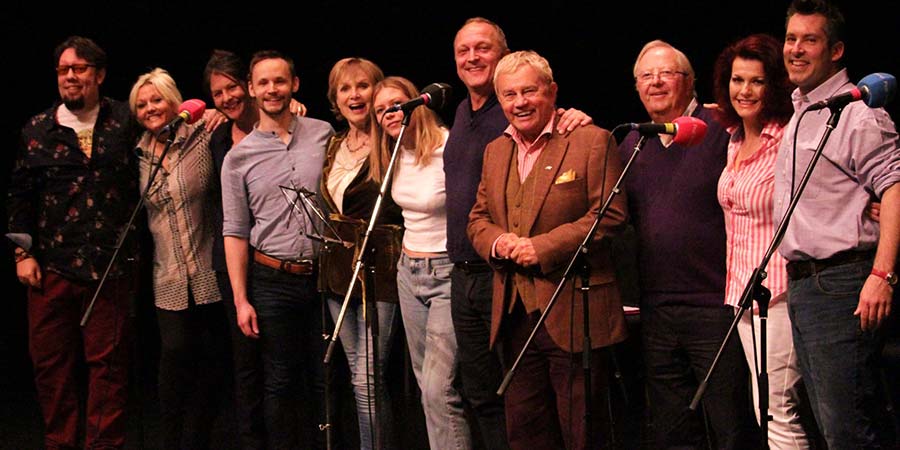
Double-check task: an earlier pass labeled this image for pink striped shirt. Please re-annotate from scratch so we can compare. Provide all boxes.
[504,117,555,182]
[717,122,788,309]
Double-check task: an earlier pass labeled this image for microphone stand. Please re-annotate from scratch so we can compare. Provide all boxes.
[689,105,847,449]
[324,111,411,449]
[363,243,382,450]
[80,125,181,327]
[497,132,646,449]
[278,184,352,450]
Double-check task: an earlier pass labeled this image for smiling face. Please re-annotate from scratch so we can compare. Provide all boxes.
[783,13,843,94]
[56,47,105,111]
[135,84,176,134]
[209,72,249,121]
[249,57,298,119]
[634,46,693,123]
[373,86,408,139]
[495,64,557,142]
[454,21,505,96]
[335,67,376,131]
[730,57,767,126]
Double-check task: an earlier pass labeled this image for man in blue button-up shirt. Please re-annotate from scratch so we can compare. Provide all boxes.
[221,50,334,448]
[774,1,900,448]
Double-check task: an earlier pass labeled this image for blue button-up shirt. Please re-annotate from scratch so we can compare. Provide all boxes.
[774,69,900,261]
[221,116,333,260]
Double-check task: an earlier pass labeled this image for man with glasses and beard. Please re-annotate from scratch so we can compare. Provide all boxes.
[7,35,140,449]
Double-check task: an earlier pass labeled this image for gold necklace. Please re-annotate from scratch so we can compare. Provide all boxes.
[346,129,368,153]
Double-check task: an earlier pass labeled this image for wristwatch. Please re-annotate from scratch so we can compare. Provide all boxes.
[870,268,898,286]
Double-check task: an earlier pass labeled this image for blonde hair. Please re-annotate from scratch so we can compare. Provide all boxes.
[128,68,183,117]
[369,76,445,183]
[492,50,554,90]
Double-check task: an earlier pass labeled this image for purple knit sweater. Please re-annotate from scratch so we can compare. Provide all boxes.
[619,106,729,308]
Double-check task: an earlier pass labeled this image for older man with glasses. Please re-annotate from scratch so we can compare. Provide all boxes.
[617,40,755,449]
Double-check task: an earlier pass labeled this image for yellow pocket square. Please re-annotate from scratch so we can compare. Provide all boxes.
[554,169,577,184]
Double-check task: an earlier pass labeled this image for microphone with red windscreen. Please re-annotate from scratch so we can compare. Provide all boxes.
[162,99,207,132]
[626,116,708,146]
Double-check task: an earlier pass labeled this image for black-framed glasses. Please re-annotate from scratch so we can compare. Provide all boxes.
[56,64,95,76]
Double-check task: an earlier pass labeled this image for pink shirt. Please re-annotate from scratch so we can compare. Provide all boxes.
[504,116,555,182]
[490,117,555,258]
[717,122,788,309]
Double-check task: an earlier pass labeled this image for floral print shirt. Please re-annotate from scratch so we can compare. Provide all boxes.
[7,98,141,281]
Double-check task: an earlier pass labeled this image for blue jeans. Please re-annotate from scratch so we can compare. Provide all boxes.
[397,253,472,450]
[327,297,398,450]
[788,259,888,449]
[250,263,325,450]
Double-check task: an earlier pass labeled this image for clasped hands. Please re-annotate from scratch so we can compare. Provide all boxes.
[495,232,538,267]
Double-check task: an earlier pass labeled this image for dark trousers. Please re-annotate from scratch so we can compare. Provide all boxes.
[502,303,610,450]
[250,263,327,450]
[218,271,266,450]
[156,301,228,450]
[27,271,134,450]
[642,303,754,450]
[450,266,510,450]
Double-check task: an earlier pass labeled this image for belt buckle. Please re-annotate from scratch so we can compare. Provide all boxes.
[281,258,311,274]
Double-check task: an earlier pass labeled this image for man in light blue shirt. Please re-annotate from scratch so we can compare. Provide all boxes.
[221,50,334,448]
[774,1,900,447]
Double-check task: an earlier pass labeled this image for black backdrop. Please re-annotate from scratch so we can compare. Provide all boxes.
[5,0,899,138]
[2,0,898,446]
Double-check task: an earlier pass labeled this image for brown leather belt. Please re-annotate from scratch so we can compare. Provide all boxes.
[785,249,874,281]
[253,251,314,276]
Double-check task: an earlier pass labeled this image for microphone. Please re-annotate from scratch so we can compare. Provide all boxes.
[806,72,896,112]
[627,116,708,146]
[386,83,452,113]
[161,99,207,132]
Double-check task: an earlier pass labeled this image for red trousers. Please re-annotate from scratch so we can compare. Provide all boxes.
[28,271,134,449]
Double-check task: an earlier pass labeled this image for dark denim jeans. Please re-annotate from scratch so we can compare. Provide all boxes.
[450,266,509,450]
[788,259,888,449]
[250,262,325,450]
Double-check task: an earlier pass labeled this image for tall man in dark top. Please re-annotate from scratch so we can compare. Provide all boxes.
[443,17,592,449]
[7,36,139,449]
[618,40,753,449]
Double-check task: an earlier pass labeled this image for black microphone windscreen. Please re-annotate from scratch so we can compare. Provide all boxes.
[423,83,452,110]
